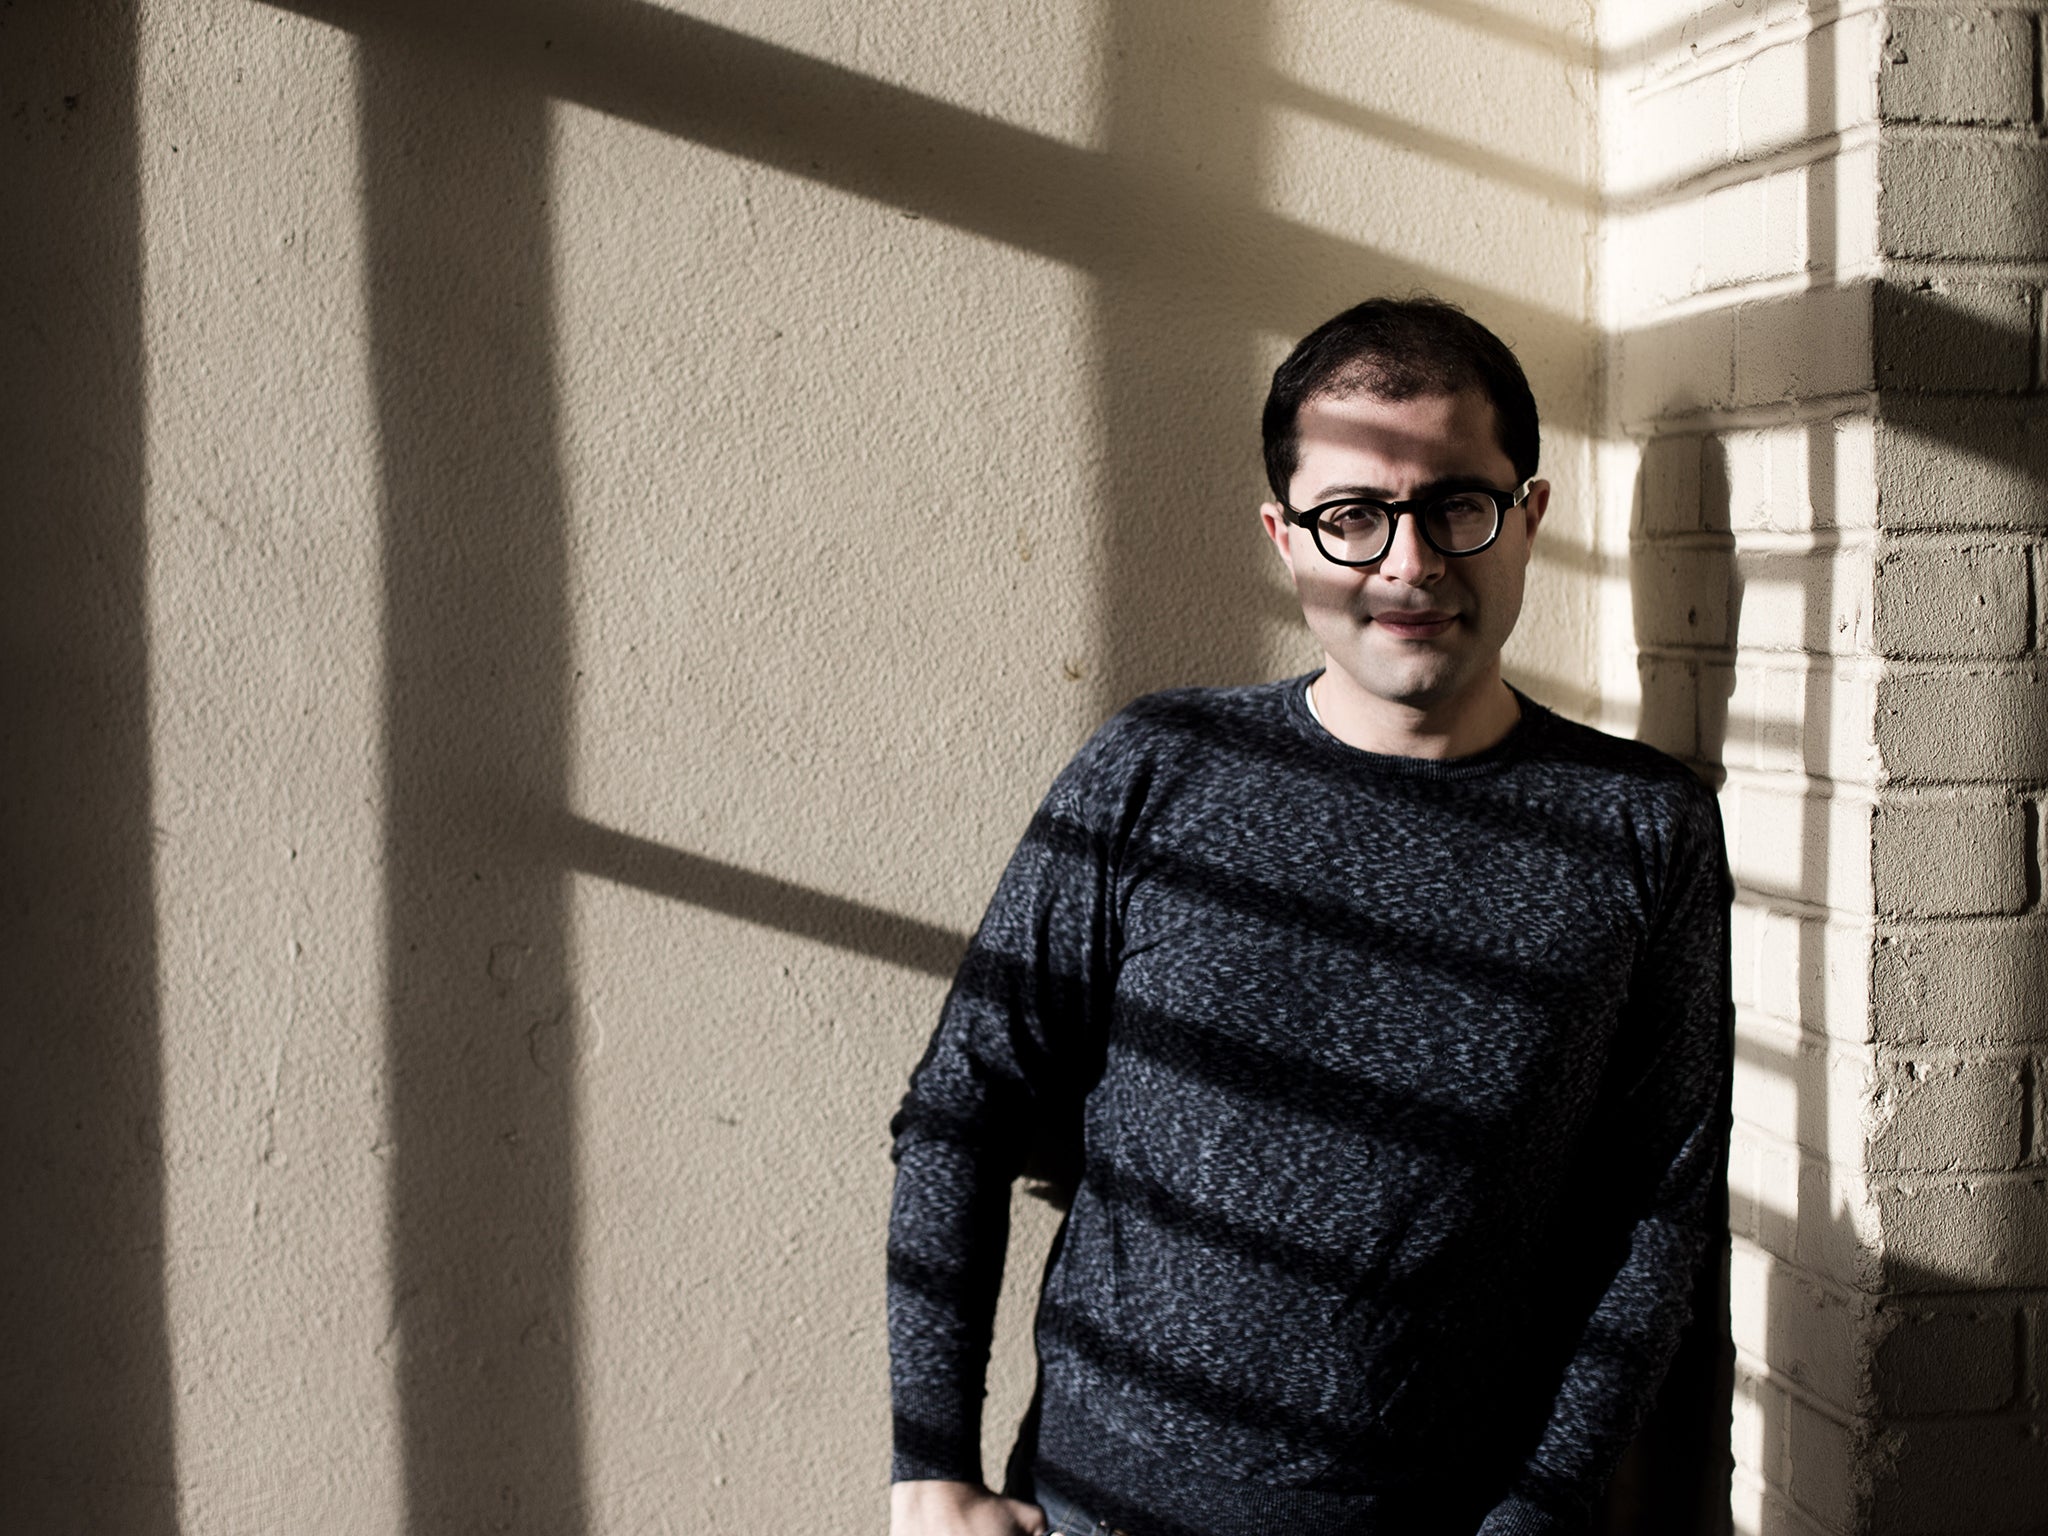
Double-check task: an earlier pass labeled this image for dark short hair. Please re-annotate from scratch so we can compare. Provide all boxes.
[1261,296,1540,502]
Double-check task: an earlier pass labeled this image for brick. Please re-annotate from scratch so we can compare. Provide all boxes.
[1878,666,2048,782]
[1613,304,1737,428]
[1602,0,1733,59]
[2034,1063,2047,1167]
[1606,66,1736,197]
[1631,542,1733,647]
[1731,1358,1793,1487]
[1702,170,1806,289]
[1813,141,1884,284]
[1727,662,1807,777]
[1829,1047,1882,1166]
[1876,399,2048,531]
[1726,658,1880,784]
[1735,1017,1811,1147]
[1735,280,1878,405]
[1738,1478,1837,1536]
[1731,899,1761,1012]
[2039,545,2048,652]
[1730,1126,1766,1243]
[1731,1476,1765,1536]
[1699,411,1875,537]
[1871,795,2028,917]
[1738,910,1875,1045]
[1879,8,2036,126]
[1874,543,2032,658]
[1875,280,2035,393]
[1700,660,1736,768]
[1881,137,2048,261]
[1728,782,1875,916]
[1878,1416,2048,1535]
[1872,920,2048,1047]
[1730,543,1875,658]
[1635,654,1698,758]
[1637,434,1703,535]
[1732,1242,1870,1413]
[1738,1022,1880,1164]
[1877,1175,2048,1290]
[2028,1304,2047,1406]
[1799,1153,1883,1286]
[1732,1122,1809,1266]
[1785,1395,1860,1532]
[1836,413,1881,528]
[1869,1055,2026,1172]
[1730,1243,1770,1363]
[1741,13,1882,152]
[1870,1300,2018,1413]
[1612,152,1870,308]
[1604,197,1701,315]
[1707,424,1813,535]
[1754,905,1805,1022]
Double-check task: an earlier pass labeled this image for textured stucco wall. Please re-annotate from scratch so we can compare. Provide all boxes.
[6,1,1600,1531]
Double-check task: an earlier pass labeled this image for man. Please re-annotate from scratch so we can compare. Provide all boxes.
[887,298,1732,1536]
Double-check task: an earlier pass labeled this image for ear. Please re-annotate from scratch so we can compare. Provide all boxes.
[1519,479,1550,548]
[1259,500,1297,572]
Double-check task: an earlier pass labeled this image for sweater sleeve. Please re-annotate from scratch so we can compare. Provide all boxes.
[1480,779,1735,1535]
[885,724,1130,1485]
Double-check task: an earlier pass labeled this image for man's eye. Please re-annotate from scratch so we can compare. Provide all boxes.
[1431,493,1495,525]
[1322,504,1385,531]
[1434,492,1491,513]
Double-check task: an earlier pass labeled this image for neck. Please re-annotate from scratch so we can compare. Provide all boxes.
[1310,666,1521,760]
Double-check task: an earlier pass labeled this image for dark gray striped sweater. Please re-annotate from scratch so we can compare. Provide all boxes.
[888,676,1732,1536]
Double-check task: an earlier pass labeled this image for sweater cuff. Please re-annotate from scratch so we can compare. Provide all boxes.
[1476,1495,1566,1536]
[889,1406,984,1487]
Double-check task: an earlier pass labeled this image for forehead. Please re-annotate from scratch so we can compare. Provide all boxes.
[1290,388,1511,495]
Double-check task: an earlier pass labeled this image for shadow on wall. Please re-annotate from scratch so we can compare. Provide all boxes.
[1618,425,1741,1536]
[266,0,1602,720]
[0,6,179,1533]
[311,6,1606,1526]
[358,38,591,1533]
[3,0,1632,1528]
[1625,249,2048,1529]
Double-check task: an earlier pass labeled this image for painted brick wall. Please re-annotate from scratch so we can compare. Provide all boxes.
[1603,4,2048,1533]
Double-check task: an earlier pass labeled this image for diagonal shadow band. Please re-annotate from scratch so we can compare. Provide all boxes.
[556,813,970,980]
[1263,71,1597,211]
[257,0,1595,424]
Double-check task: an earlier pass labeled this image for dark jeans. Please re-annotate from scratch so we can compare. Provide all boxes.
[1035,1480,1133,1536]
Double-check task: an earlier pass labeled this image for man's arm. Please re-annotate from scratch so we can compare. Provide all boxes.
[1480,781,1735,1536]
[886,729,1126,1507]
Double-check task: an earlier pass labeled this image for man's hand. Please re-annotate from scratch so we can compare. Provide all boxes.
[890,1479,1049,1536]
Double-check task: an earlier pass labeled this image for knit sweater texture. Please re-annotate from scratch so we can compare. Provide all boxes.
[887,676,1733,1536]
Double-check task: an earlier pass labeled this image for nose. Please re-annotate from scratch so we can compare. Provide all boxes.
[1376,510,1445,586]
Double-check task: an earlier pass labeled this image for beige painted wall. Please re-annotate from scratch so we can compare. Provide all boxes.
[7,2,1601,1531]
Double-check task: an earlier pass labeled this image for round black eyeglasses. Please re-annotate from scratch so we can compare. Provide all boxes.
[1283,479,1536,567]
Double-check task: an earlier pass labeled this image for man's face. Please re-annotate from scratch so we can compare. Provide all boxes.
[1259,387,1547,725]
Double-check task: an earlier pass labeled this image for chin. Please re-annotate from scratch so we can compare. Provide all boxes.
[1360,664,1485,716]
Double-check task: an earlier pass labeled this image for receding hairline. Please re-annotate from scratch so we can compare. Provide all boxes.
[1287,379,1518,477]
[1311,351,1482,404]
[1260,298,1542,500]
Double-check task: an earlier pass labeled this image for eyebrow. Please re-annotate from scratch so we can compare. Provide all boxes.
[1303,472,1507,504]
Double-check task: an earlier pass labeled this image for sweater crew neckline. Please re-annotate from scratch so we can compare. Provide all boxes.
[1281,671,1547,777]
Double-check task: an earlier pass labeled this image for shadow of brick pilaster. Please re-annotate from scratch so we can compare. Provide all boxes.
[0,3,180,1530]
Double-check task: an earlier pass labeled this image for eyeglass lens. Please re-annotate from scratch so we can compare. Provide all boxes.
[1314,492,1501,563]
